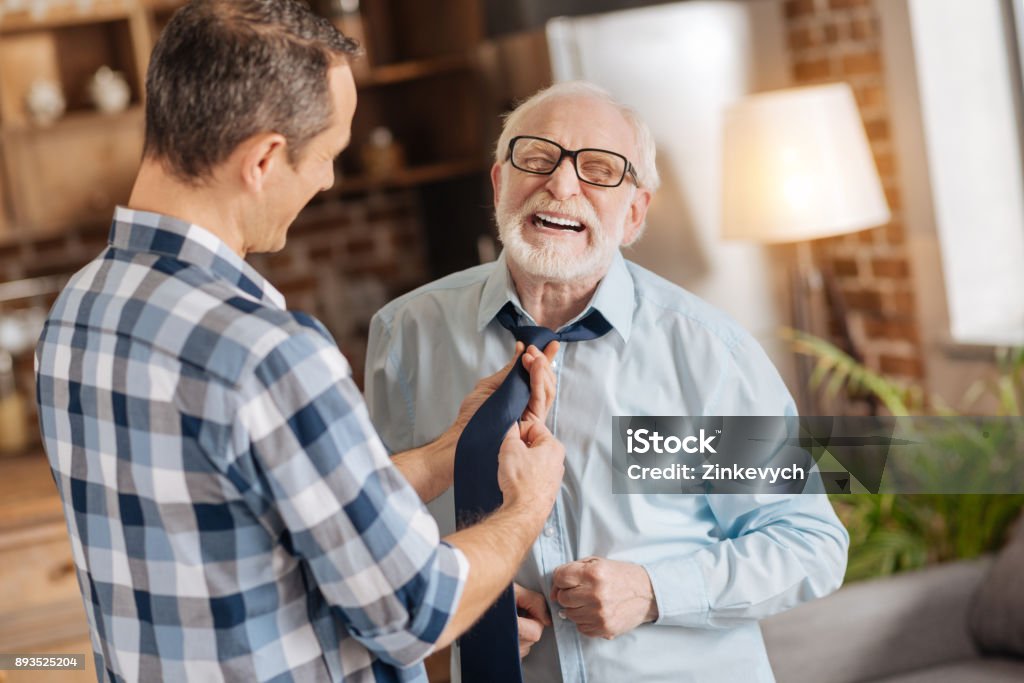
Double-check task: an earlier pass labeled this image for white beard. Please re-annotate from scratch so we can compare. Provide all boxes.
[495,189,628,283]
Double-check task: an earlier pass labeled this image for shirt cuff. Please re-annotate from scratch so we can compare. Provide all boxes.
[440,540,471,607]
[363,540,470,668]
[430,540,468,634]
[644,554,710,628]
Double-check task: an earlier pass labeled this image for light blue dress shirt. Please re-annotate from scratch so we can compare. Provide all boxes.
[366,251,849,683]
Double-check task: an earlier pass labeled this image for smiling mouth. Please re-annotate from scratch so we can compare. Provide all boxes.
[532,212,585,233]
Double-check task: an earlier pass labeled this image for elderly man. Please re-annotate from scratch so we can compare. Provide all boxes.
[35,2,565,681]
[366,81,850,682]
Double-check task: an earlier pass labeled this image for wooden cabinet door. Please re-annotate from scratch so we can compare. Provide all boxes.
[0,517,96,682]
[1,108,143,234]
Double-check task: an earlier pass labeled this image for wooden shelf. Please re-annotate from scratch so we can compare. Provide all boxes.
[329,158,486,197]
[0,218,72,249]
[0,1,132,33]
[0,103,142,137]
[139,0,185,10]
[356,53,474,89]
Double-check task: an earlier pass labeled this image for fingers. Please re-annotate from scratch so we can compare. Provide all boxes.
[521,341,558,370]
[520,342,558,425]
[551,559,589,591]
[496,409,564,513]
[484,341,524,385]
[515,583,552,626]
[517,615,544,645]
[517,420,554,448]
[518,615,543,658]
[503,420,523,443]
[550,558,602,607]
[515,583,549,659]
[550,587,589,609]
[542,339,559,362]
[456,343,525,432]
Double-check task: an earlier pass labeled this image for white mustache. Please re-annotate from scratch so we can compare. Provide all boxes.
[521,194,600,228]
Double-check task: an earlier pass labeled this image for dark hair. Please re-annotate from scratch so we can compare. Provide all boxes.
[143,0,360,183]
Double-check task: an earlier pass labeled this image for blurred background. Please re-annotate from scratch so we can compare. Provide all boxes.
[0,0,1022,681]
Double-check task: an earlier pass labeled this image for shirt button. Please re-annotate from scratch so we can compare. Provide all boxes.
[558,610,567,620]
[551,360,558,369]
[543,525,555,537]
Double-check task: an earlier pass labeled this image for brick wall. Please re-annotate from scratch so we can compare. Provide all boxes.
[0,192,428,457]
[783,0,925,391]
[249,193,430,381]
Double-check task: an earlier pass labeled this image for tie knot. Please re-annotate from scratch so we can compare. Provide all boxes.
[495,302,613,345]
[515,325,558,349]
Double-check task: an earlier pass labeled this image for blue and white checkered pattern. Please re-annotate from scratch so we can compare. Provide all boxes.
[35,207,467,682]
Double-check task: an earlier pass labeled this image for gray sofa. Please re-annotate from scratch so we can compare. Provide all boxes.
[760,557,1024,682]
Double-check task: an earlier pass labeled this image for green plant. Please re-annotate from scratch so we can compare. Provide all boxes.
[783,329,1024,582]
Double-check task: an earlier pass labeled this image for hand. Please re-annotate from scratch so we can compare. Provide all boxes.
[497,420,564,513]
[520,341,559,426]
[453,342,524,431]
[515,583,551,658]
[452,341,559,431]
[550,557,659,640]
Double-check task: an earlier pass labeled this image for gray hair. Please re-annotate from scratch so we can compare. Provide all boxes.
[494,81,661,192]
[144,0,360,184]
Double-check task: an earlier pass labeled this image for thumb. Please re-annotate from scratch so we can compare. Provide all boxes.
[518,419,553,447]
[503,420,523,444]
[474,342,523,394]
[505,341,526,372]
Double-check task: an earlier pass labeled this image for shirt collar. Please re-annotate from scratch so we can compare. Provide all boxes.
[477,250,635,342]
[109,206,286,310]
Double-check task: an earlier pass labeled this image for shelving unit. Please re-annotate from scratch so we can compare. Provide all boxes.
[330,157,485,197]
[325,0,495,277]
[355,52,475,89]
[0,0,155,235]
[0,0,494,258]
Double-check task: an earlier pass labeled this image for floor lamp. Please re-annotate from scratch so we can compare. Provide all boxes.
[720,82,891,414]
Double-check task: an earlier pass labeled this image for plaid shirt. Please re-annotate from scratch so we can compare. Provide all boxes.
[35,208,467,682]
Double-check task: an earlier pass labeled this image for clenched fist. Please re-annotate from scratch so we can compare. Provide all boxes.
[550,557,659,640]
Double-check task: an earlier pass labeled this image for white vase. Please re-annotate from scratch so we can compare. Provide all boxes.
[24,79,65,126]
[88,66,131,114]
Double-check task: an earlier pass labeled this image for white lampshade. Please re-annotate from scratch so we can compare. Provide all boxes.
[721,82,891,243]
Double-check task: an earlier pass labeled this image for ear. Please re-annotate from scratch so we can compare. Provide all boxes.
[238,132,288,193]
[490,161,503,209]
[621,187,652,246]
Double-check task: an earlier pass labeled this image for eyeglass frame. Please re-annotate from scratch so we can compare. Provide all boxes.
[506,135,640,188]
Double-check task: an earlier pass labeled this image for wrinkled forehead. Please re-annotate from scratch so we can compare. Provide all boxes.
[513,95,637,157]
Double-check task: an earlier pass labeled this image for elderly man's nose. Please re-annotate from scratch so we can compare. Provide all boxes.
[546,157,581,199]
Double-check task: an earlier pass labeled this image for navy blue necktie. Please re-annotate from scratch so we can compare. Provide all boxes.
[454,301,612,683]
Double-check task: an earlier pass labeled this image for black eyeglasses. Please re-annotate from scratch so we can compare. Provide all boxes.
[506,135,639,188]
